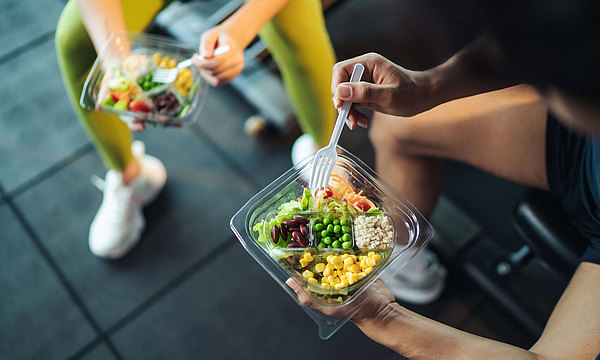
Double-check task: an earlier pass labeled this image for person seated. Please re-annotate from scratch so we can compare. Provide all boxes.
[56,0,337,258]
[287,0,600,355]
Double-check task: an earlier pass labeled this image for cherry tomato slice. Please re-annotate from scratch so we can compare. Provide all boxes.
[129,99,150,113]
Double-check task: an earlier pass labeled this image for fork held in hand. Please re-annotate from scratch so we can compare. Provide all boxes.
[151,44,230,84]
[309,63,365,194]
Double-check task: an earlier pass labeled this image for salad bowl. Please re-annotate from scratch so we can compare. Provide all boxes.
[231,146,433,339]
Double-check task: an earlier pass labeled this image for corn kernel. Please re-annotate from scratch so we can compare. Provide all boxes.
[321,277,330,284]
[315,263,326,273]
[308,277,318,284]
[344,257,354,266]
[327,255,334,263]
[303,270,314,279]
[321,283,330,288]
[336,270,344,277]
[326,263,335,272]
[335,283,347,290]
[358,272,366,279]
[373,254,382,262]
[329,276,340,285]
[349,264,360,273]
[323,267,331,277]
[169,58,177,68]
[334,262,344,270]
[303,253,313,262]
[359,255,366,261]
[368,252,375,257]
[360,259,368,268]
[364,266,373,274]
[367,258,377,267]
[341,253,350,260]
[299,258,308,267]
[330,256,341,265]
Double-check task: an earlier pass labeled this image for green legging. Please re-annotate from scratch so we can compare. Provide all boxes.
[56,0,336,171]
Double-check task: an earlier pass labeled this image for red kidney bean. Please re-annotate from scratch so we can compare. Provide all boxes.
[282,219,299,227]
[294,215,309,224]
[271,225,280,244]
[279,224,288,241]
[287,242,302,248]
[288,227,300,233]
[292,230,302,241]
[300,223,309,236]
[297,233,309,247]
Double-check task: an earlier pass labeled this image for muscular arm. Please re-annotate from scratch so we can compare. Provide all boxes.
[355,262,600,359]
[422,33,520,110]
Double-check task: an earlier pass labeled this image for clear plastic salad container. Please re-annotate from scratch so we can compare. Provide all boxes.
[230,146,433,339]
[80,31,209,127]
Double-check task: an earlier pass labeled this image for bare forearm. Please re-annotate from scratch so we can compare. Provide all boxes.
[356,303,550,360]
[423,34,520,110]
[220,0,293,47]
[76,0,127,51]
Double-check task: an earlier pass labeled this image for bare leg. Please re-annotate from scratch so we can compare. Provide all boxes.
[369,84,548,218]
[370,84,548,303]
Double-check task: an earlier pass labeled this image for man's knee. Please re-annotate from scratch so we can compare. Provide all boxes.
[369,114,423,156]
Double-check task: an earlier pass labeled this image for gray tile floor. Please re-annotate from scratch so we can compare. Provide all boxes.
[1,0,544,359]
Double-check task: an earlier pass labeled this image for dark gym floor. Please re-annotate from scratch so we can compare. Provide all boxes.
[0,0,548,359]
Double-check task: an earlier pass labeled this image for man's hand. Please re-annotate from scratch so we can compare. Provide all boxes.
[331,53,433,130]
[285,277,397,326]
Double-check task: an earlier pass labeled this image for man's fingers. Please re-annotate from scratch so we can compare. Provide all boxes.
[285,279,313,308]
[335,81,383,104]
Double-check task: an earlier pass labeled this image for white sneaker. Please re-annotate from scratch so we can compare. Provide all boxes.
[291,133,319,168]
[89,141,167,259]
[386,250,447,305]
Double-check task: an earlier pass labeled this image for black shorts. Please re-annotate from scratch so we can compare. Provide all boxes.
[546,115,600,265]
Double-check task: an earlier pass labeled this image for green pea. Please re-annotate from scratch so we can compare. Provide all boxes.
[333,225,341,234]
[328,244,333,248]
[342,226,351,234]
[327,224,334,232]
[318,242,327,248]
[332,240,341,248]
[323,237,332,245]
[342,233,351,242]
[342,241,352,249]
[323,217,332,225]
[340,218,350,226]
[321,230,329,238]
[333,219,340,225]
[314,223,324,232]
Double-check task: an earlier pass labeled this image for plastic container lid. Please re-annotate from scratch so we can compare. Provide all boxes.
[80,31,209,127]
[230,146,433,339]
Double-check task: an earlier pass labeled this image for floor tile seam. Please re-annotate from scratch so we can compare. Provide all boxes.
[103,236,238,337]
[2,191,125,360]
[187,125,262,192]
[5,142,94,201]
[0,30,55,67]
[65,336,114,360]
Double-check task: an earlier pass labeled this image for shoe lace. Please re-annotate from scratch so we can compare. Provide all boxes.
[91,175,135,225]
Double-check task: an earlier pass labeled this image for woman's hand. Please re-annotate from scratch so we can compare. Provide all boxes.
[192,25,245,87]
[331,53,433,129]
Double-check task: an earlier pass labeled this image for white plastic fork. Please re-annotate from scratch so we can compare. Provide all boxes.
[151,44,230,84]
[309,63,365,194]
